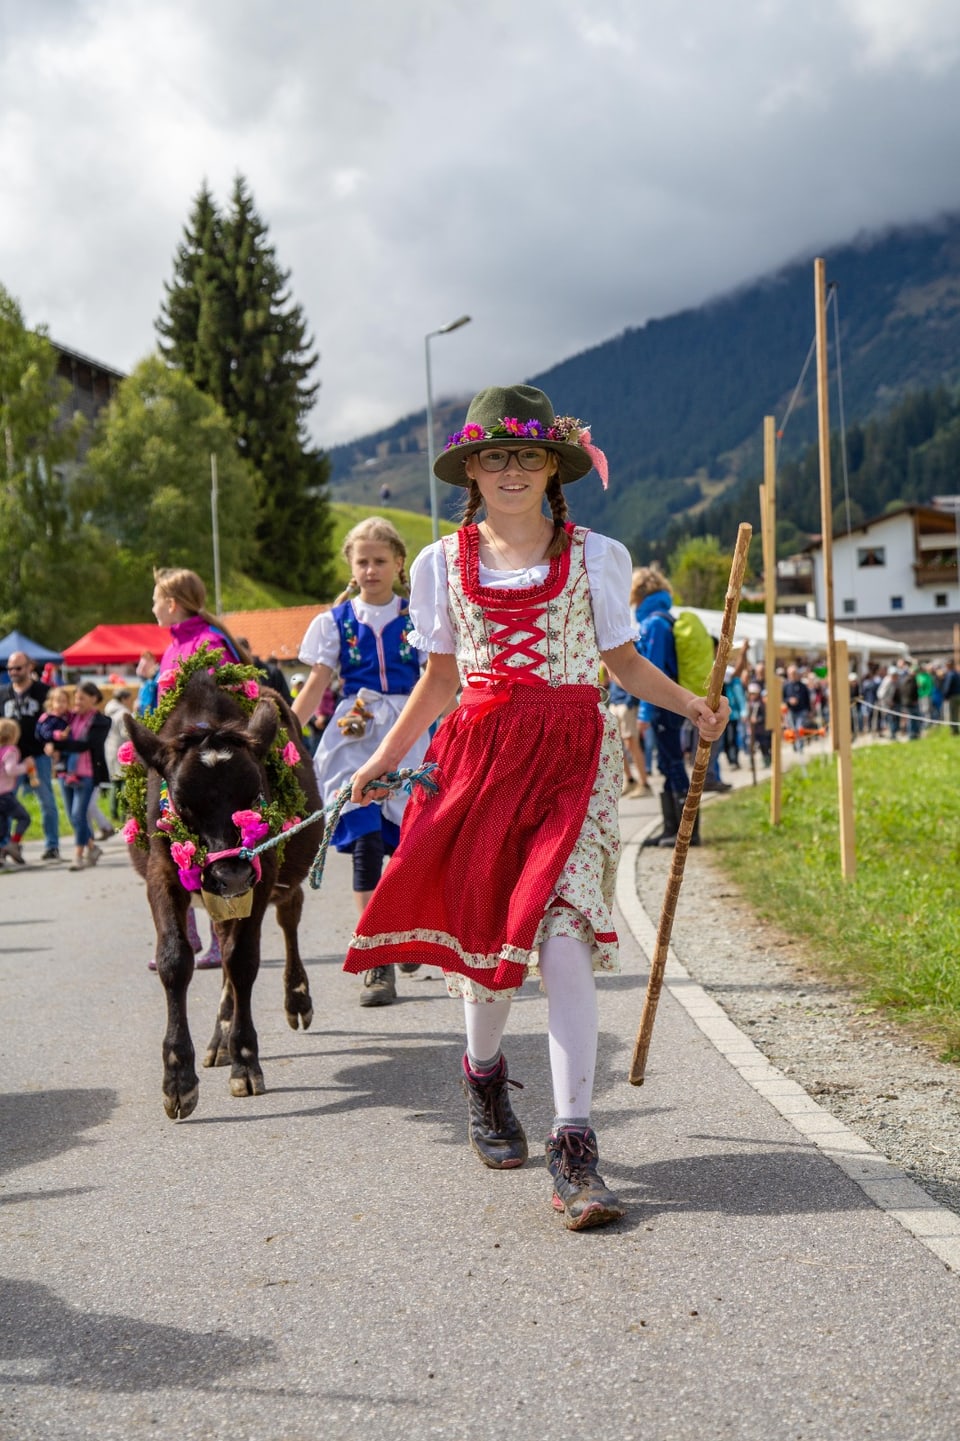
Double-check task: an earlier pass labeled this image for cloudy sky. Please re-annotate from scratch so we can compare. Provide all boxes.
[2,0,960,449]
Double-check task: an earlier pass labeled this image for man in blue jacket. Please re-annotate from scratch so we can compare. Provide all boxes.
[632,566,700,849]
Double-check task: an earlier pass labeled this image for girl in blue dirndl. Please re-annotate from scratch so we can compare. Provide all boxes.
[293,517,427,1007]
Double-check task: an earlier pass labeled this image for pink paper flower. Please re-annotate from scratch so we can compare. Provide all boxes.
[232,808,269,847]
[158,668,178,693]
[242,679,260,699]
[121,817,140,843]
[170,840,196,869]
[155,815,175,833]
[178,865,203,892]
[281,815,302,832]
[282,741,300,766]
[117,740,136,767]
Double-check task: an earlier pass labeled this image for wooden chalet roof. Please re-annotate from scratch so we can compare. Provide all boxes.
[223,605,326,664]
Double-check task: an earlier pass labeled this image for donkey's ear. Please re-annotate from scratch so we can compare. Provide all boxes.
[243,699,278,761]
[124,714,173,776]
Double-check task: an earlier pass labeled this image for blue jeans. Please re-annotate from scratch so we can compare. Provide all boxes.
[652,708,689,796]
[64,777,96,848]
[17,752,59,850]
[0,792,31,846]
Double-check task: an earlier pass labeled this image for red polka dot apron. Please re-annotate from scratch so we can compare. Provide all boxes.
[344,524,622,1001]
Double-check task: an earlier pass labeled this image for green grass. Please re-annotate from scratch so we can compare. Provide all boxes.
[221,501,457,608]
[13,786,74,838]
[702,729,960,1059]
[326,502,457,592]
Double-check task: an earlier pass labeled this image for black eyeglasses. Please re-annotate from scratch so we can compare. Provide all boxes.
[476,447,550,473]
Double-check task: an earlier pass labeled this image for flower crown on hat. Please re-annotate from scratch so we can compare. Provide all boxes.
[444,414,608,489]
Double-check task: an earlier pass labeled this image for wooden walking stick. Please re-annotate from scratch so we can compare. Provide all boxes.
[628,522,752,1085]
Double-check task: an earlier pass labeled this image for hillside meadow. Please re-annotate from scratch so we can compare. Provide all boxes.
[219,501,457,611]
[703,728,960,1059]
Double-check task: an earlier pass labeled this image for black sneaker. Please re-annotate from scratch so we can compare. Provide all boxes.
[42,848,61,862]
[359,965,397,1007]
[546,1126,625,1230]
[461,1055,528,1169]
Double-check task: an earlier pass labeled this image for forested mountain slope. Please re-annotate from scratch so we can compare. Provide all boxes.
[328,213,960,554]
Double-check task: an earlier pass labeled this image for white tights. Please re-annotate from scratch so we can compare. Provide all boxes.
[462,935,598,1123]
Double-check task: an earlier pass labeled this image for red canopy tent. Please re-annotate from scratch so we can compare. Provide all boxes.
[60,624,172,668]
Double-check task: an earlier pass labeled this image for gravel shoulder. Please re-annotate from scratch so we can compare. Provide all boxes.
[636,835,960,1214]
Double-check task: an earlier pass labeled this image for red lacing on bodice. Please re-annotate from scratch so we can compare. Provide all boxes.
[458,522,578,677]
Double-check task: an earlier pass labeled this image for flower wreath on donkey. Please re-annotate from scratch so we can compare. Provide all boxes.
[118,644,308,893]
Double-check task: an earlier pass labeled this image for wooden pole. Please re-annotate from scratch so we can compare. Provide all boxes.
[762,416,783,825]
[834,639,856,880]
[629,523,752,1086]
[815,258,839,752]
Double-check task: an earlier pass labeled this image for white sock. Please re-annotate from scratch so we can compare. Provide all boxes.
[463,995,512,1072]
[538,935,598,1125]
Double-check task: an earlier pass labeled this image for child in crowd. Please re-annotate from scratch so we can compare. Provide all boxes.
[147,568,249,966]
[0,718,32,865]
[293,517,427,1008]
[35,688,73,785]
[344,384,728,1230]
[151,568,248,688]
[46,682,110,871]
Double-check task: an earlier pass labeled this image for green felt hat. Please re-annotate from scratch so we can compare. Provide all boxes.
[433,384,605,488]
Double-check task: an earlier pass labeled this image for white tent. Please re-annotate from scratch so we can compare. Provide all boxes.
[678,608,910,664]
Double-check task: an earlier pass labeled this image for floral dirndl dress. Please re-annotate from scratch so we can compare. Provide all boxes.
[343,523,623,1002]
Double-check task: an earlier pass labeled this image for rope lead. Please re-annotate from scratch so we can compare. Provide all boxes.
[308,763,439,891]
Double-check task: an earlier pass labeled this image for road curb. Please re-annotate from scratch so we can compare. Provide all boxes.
[616,813,960,1274]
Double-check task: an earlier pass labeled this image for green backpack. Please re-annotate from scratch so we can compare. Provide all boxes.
[655,610,715,697]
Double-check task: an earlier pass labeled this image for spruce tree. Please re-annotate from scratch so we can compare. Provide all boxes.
[156,176,335,595]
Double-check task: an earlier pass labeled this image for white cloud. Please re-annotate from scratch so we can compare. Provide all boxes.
[0,0,958,448]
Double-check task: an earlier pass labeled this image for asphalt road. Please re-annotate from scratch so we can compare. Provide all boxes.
[2,791,960,1441]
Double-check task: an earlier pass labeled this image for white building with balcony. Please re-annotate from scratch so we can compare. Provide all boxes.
[807,502,960,657]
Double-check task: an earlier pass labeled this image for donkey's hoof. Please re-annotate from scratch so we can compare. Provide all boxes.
[285,1004,314,1031]
[230,1067,266,1097]
[202,1044,231,1068]
[164,1085,199,1120]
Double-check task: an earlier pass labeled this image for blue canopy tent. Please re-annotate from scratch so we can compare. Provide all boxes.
[0,629,63,666]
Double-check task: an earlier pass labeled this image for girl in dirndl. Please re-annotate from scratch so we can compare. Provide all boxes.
[344,384,728,1231]
[293,517,427,1008]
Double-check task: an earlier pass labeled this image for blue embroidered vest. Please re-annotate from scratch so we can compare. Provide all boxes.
[332,599,420,696]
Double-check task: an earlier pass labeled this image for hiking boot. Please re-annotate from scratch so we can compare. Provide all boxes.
[360,965,397,1007]
[87,844,103,867]
[642,789,680,847]
[546,1126,625,1230]
[42,848,61,862]
[658,806,700,848]
[461,1055,528,1169]
[2,841,25,866]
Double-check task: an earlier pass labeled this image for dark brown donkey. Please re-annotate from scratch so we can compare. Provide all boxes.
[125,670,323,1120]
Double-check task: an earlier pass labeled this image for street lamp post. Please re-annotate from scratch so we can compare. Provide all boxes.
[425,314,471,542]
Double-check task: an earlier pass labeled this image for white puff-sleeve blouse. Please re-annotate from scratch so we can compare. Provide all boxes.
[299,596,427,668]
[407,531,638,654]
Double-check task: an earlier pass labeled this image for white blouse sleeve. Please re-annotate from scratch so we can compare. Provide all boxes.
[298,609,342,669]
[584,532,639,650]
[408,542,457,653]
